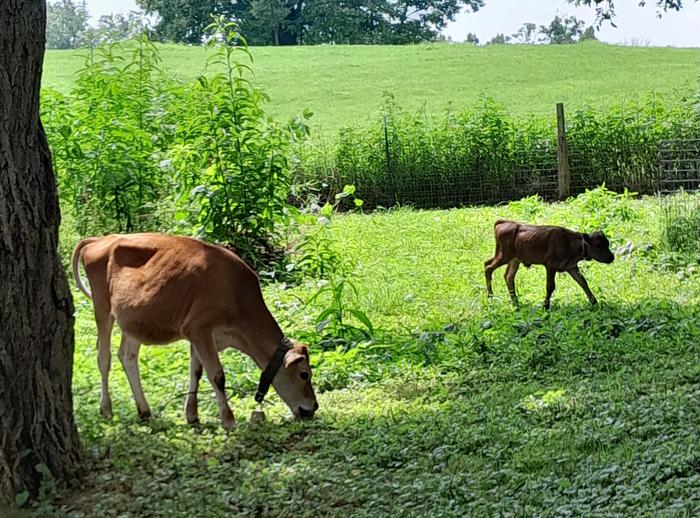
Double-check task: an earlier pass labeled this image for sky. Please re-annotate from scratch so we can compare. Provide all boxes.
[84,0,700,47]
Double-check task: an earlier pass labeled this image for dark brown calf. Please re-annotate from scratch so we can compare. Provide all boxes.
[484,220,614,309]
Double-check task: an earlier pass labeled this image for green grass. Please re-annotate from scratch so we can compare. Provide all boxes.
[44,191,700,516]
[43,41,700,133]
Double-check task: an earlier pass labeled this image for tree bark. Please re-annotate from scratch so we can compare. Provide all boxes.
[0,0,82,506]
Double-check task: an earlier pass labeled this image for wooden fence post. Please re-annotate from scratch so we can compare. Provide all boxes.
[383,114,396,206]
[556,102,571,200]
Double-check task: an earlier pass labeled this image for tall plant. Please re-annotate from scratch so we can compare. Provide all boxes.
[43,33,175,235]
[170,17,310,266]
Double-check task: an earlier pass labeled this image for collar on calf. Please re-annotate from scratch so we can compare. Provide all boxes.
[255,336,293,404]
[581,235,589,260]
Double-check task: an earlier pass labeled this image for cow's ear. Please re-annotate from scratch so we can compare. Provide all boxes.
[284,349,305,368]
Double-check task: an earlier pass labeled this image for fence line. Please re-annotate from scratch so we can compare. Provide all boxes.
[295,101,700,209]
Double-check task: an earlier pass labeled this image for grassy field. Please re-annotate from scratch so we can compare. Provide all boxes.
[43,41,700,133]
[44,190,700,516]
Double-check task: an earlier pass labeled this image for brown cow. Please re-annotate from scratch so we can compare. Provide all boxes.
[484,220,614,309]
[71,233,318,428]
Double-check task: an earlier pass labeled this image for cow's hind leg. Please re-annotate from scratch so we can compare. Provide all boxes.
[96,313,115,418]
[484,252,508,297]
[504,259,521,305]
[544,267,557,310]
[118,333,151,420]
[184,344,203,424]
[190,331,235,429]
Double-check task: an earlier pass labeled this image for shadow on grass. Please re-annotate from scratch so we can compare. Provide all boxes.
[56,346,700,517]
[53,297,700,516]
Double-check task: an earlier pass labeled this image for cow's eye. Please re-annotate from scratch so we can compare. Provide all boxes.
[300,372,310,381]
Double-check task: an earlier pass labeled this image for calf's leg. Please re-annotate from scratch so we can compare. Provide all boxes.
[568,266,597,305]
[95,312,115,418]
[184,344,203,424]
[544,267,556,310]
[190,331,235,429]
[484,253,507,297]
[504,259,521,305]
[118,333,151,419]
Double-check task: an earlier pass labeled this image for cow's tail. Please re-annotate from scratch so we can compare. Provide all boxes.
[71,237,99,300]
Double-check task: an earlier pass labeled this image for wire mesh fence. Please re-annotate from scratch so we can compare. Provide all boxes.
[658,139,700,194]
[294,99,700,209]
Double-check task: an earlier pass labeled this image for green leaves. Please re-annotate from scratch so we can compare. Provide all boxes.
[166,19,300,268]
[14,490,29,507]
[43,34,176,236]
[43,24,306,269]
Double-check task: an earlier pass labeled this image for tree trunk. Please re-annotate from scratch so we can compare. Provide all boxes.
[0,0,82,506]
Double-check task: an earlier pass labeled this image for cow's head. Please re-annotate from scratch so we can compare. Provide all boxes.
[273,341,318,419]
[584,231,615,264]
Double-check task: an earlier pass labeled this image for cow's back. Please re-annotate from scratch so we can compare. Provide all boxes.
[495,221,579,268]
[80,233,258,344]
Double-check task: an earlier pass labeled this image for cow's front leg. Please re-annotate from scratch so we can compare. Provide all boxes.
[568,266,597,305]
[544,267,556,310]
[191,332,235,429]
[185,343,203,424]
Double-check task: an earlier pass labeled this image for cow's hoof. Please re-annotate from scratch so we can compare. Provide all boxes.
[221,409,236,430]
[138,408,152,421]
[186,416,200,425]
[100,401,113,419]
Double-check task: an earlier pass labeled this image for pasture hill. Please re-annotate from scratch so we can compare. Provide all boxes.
[43,40,700,133]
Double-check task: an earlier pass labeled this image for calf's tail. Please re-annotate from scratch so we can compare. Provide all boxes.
[71,237,99,299]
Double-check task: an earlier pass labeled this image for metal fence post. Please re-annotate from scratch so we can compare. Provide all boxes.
[556,102,571,200]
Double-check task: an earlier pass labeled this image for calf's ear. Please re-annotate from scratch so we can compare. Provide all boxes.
[284,349,305,368]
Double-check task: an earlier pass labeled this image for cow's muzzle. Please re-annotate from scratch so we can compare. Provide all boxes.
[298,402,318,420]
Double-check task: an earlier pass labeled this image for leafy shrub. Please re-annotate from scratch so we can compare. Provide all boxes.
[43,22,310,268]
[507,194,544,219]
[566,184,638,232]
[168,18,311,267]
[294,94,700,210]
[659,192,700,259]
[305,277,375,351]
[43,34,176,236]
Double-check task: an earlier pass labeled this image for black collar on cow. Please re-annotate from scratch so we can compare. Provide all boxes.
[255,336,293,404]
[581,234,590,261]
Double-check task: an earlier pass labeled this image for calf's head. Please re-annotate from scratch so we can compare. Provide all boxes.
[273,341,318,419]
[584,231,615,264]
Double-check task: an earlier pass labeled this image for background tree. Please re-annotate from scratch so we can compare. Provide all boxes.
[568,0,691,23]
[137,0,484,45]
[249,0,292,45]
[382,0,484,44]
[465,31,479,44]
[0,0,82,506]
[136,0,248,43]
[487,33,511,45]
[87,12,150,43]
[581,25,597,40]
[46,0,89,49]
[539,15,591,44]
[511,22,537,43]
